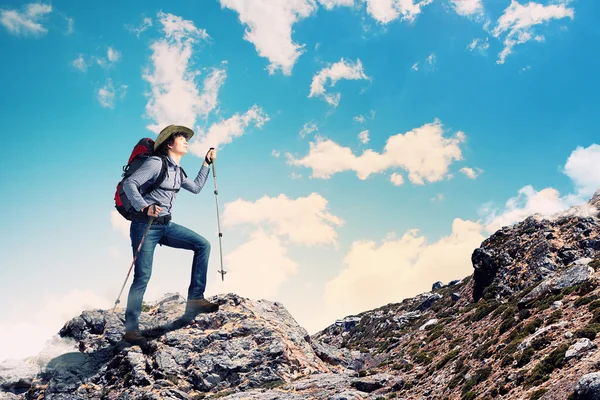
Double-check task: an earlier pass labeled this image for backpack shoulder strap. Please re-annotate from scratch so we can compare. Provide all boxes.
[142,156,168,195]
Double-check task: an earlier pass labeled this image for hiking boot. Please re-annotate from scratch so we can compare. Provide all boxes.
[184,298,219,318]
[123,330,147,347]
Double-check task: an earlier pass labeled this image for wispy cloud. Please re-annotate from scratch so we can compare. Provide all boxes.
[189,105,269,154]
[493,0,574,64]
[127,16,153,37]
[412,52,437,72]
[0,3,52,37]
[467,37,490,54]
[71,54,87,72]
[65,16,74,34]
[98,79,127,109]
[358,130,370,144]
[300,122,318,138]
[309,58,369,107]
[144,12,225,133]
[219,0,317,75]
[107,47,121,63]
[353,110,375,124]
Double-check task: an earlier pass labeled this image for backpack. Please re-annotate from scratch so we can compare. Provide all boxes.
[114,137,187,220]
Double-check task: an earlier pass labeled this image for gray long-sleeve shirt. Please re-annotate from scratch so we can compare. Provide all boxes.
[123,155,209,217]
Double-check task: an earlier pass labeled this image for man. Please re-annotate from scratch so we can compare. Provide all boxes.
[121,124,219,346]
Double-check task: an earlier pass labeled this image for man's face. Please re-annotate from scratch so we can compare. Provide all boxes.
[169,134,188,155]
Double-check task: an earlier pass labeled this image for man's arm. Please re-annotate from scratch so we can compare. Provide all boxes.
[123,157,162,211]
[181,163,210,194]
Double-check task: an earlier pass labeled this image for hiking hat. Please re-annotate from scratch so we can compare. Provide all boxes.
[154,125,195,151]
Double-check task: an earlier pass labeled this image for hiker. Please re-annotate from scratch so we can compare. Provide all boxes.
[121,125,219,346]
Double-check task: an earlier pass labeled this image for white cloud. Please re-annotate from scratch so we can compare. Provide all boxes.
[287,119,466,185]
[493,0,574,64]
[107,47,121,63]
[223,193,344,247]
[98,79,116,108]
[128,16,153,37]
[563,144,600,199]
[144,12,226,134]
[300,122,319,138]
[450,0,483,17]
[431,193,444,202]
[220,229,299,300]
[0,290,111,361]
[412,53,436,72]
[290,172,303,179]
[110,210,130,238]
[309,58,369,107]
[354,115,366,124]
[353,110,375,124]
[460,166,483,179]
[323,218,484,320]
[479,144,600,233]
[272,149,281,158]
[358,130,370,144]
[219,0,318,75]
[65,16,74,34]
[98,79,127,109]
[390,172,404,186]
[0,3,52,37]
[318,0,355,10]
[189,105,269,154]
[481,186,577,233]
[468,37,490,53]
[72,54,87,72]
[365,0,432,24]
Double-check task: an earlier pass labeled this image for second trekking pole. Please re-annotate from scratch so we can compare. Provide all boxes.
[210,147,226,281]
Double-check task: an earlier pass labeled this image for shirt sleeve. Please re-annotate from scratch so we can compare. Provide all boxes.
[181,164,210,194]
[123,157,163,211]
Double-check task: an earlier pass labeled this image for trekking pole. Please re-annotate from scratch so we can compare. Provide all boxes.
[112,212,155,313]
[210,147,226,281]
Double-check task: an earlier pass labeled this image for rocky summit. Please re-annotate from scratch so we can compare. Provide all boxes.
[4,192,600,399]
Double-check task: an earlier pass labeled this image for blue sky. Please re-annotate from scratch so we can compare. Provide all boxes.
[1,0,600,361]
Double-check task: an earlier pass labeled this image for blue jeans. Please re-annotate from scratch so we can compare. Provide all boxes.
[125,220,211,331]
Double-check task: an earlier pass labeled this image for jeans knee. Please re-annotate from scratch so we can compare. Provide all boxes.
[195,237,210,253]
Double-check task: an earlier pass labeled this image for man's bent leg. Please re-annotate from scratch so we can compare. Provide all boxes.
[125,222,163,332]
[161,222,211,299]
[160,222,218,316]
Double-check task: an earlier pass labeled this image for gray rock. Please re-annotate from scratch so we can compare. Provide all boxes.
[519,265,595,305]
[26,294,335,399]
[329,390,367,399]
[574,372,600,400]
[566,338,597,359]
[451,293,461,302]
[432,281,444,291]
[417,293,442,311]
[0,359,38,394]
[553,300,563,309]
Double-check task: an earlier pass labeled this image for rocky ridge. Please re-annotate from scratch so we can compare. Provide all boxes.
[3,192,600,399]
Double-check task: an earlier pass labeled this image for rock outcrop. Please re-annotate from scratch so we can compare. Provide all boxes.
[3,191,600,399]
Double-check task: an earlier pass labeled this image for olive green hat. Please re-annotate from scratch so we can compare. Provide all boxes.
[154,125,194,151]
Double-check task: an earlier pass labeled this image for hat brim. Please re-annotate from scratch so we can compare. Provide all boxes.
[154,125,195,151]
